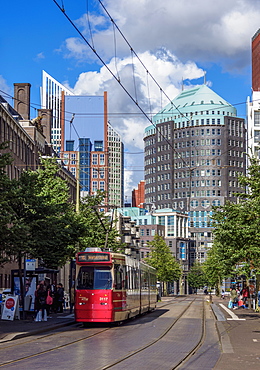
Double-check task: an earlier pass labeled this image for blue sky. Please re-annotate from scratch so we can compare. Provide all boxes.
[1,0,259,195]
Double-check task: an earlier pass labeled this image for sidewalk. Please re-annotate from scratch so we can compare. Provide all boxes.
[0,310,75,343]
[209,295,260,370]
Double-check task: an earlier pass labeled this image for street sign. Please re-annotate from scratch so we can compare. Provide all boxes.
[26,259,36,271]
[1,295,18,321]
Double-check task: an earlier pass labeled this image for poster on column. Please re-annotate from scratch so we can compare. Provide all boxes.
[1,295,18,321]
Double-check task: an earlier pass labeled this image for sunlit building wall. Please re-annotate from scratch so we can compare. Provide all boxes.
[144,84,246,262]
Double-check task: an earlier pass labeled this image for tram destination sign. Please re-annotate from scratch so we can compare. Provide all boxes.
[78,253,110,262]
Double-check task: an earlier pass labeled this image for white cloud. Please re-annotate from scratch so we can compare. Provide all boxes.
[72,49,204,146]
[61,0,260,196]
[69,0,260,70]
[69,49,204,196]
[34,52,45,61]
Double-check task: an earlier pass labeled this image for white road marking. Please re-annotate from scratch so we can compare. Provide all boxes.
[219,303,246,320]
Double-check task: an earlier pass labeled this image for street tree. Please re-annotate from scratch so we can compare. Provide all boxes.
[145,234,182,294]
[187,262,207,292]
[0,142,18,265]
[79,191,124,252]
[3,157,85,269]
[202,245,227,296]
[210,155,260,281]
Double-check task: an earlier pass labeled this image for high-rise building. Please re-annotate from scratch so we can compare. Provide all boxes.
[132,180,145,208]
[107,122,124,207]
[247,29,260,160]
[40,70,74,152]
[41,72,124,207]
[144,84,246,262]
[252,29,260,92]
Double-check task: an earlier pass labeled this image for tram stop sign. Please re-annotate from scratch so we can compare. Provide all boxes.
[26,259,36,271]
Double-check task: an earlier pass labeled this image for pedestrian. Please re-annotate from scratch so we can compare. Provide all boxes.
[35,284,48,321]
[221,289,225,299]
[46,285,53,318]
[230,286,238,309]
[241,284,249,307]
[51,281,58,313]
[56,283,64,313]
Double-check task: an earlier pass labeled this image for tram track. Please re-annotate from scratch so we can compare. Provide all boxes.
[0,296,186,352]
[0,296,200,369]
[0,325,112,367]
[100,297,205,370]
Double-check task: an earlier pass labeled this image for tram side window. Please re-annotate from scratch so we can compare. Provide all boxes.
[150,271,157,292]
[114,264,123,290]
[133,268,140,290]
[141,270,149,290]
[126,266,131,289]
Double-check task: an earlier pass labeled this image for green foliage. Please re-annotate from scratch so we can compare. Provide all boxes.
[209,154,260,280]
[0,156,84,268]
[0,150,124,268]
[145,234,182,282]
[187,262,207,289]
[0,142,18,264]
[79,191,124,252]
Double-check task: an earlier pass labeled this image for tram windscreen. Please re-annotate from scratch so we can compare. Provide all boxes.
[77,266,112,290]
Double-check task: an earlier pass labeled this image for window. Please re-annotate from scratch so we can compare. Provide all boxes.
[77,266,112,290]
[92,169,98,178]
[92,154,98,165]
[99,181,105,191]
[92,181,98,192]
[158,216,165,225]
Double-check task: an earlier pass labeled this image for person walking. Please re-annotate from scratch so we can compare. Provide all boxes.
[230,286,238,309]
[56,283,64,313]
[241,284,250,308]
[35,284,48,321]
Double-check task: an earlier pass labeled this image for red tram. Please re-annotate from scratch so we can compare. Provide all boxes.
[74,248,157,323]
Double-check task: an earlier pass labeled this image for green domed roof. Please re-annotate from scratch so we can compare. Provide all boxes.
[152,84,236,124]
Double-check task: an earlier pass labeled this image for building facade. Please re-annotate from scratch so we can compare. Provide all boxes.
[40,70,74,152]
[144,84,246,262]
[247,29,260,160]
[132,180,145,208]
[42,73,124,207]
[252,29,260,92]
[107,122,124,207]
[0,84,77,291]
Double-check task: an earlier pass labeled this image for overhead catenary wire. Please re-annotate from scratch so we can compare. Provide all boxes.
[0,87,257,165]
[51,0,255,175]
[51,0,190,168]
